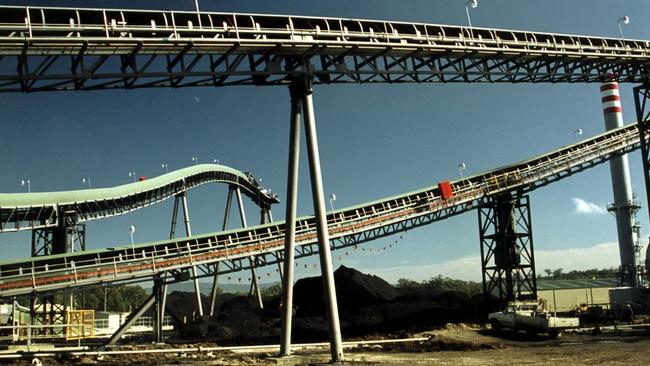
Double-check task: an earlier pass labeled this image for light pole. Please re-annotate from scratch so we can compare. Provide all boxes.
[19,179,31,193]
[458,163,467,179]
[161,163,168,173]
[191,156,198,165]
[129,225,136,257]
[128,172,136,183]
[329,193,337,212]
[574,128,583,142]
[465,0,478,28]
[82,177,92,189]
[617,16,630,39]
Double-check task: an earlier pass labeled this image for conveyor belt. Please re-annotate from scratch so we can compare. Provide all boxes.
[0,5,649,92]
[0,164,279,233]
[0,123,642,298]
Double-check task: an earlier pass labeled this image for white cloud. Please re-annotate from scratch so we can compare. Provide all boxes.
[362,241,625,284]
[572,197,607,215]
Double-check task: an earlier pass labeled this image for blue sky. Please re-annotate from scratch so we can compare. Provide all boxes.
[1,0,650,283]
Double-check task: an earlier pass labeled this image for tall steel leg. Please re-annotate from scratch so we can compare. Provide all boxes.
[181,192,203,317]
[249,256,263,309]
[280,83,302,356]
[155,194,182,341]
[208,262,220,316]
[209,188,234,317]
[222,187,234,231]
[169,195,180,239]
[153,278,164,342]
[260,208,273,224]
[235,187,264,309]
[181,192,192,236]
[234,186,249,229]
[301,78,343,362]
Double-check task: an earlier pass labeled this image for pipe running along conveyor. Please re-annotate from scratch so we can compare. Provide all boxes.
[0,164,279,233]
[0,123,644,298]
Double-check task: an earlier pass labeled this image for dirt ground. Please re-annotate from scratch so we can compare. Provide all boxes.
[8,324,650,365]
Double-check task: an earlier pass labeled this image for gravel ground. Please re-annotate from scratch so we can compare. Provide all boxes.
[5,325,649,365]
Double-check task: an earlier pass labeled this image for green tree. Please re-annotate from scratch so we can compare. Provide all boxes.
[543,269,552,277]
[78,285,148,312]
[261,283,283,297]
[396,278,420,288]
[396,276,481,296]
[424,275,482,296]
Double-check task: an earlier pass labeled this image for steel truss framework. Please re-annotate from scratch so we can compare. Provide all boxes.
[479,193,536,303]
[30,211,85,335]
[633,84,650,285]
[2,6,650,92]
[0,122,644,299]
[31,212,85,256]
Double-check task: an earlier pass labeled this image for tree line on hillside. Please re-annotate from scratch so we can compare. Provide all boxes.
[19,285,149,313]
[44,268,619,313]
[394,268,619,297]
[396,275,482,296]
[538,267,618,280]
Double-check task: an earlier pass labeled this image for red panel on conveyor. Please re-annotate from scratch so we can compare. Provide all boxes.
[438,180,454,199]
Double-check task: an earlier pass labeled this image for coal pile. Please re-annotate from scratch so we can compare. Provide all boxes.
[164,291,212,325]
[293,266,485,336]
[167,266,489,343]
[293,265,398,316]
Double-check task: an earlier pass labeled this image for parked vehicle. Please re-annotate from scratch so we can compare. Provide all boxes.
[489,300,579,338]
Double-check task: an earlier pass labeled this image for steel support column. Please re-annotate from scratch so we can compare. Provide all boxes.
[208,188,235,317]
[180,192,203,317]
[300,77,344,362]
[153,277,164,343]
[261,207,273,225]
[208,262,220,317]
[169,194,181,239]
[280,82,302,356]
[235,187,264,309]
[222,186,234,231]
[634,84,650,286]
[152,195,182,340]
[478,193,536,304]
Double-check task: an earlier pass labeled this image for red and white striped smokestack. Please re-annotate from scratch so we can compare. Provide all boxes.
[600,81,636,286]
[601,82,622,116]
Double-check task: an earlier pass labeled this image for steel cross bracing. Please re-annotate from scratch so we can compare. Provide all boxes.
[0,122,644,298]
[479,194,536,303]
[0,165,279,233]
[1,6,650,92]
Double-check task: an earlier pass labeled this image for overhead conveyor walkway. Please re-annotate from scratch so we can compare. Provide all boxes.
[1,5,650,92]
[0,164,279,233]
[0,122,643,298]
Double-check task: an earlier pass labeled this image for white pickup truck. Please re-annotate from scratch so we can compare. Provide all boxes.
[488,300,579,337]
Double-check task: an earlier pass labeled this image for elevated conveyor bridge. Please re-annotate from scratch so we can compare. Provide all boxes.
[0,164,279,234]
[1,5,650,91]
[0,122,643,298]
